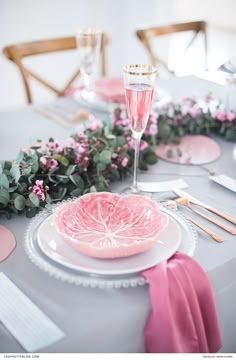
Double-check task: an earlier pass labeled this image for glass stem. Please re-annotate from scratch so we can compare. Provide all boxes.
[132,134,142,192]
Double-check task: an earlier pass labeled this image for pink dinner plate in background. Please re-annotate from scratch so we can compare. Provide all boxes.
[155,135,221,165]
[93,76,125,103]
[0,225,16,262]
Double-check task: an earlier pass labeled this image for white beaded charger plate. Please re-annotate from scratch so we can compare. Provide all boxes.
[24,202,197,288]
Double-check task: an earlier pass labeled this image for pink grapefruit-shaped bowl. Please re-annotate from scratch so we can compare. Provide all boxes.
[53,192,169,259]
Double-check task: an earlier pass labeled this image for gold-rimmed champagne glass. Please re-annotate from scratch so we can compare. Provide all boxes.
[123,64,157,193]
[76,28,102,101]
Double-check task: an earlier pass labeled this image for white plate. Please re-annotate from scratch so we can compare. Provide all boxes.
[24,203,197,288]
[37,213,181,276]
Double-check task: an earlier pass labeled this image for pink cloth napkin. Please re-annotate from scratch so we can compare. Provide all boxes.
[141,251,222,353]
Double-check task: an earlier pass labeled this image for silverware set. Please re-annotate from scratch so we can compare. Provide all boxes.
[161,188,236,243]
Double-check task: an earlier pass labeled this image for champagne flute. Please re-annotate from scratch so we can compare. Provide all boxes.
[76,28,102,101]
[124,64,157,193]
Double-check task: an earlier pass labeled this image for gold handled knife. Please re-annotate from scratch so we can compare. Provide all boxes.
[173,188,236,225]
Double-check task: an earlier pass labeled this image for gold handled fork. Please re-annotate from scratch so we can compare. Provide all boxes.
[176,198,236,235]
[160,200,224,243]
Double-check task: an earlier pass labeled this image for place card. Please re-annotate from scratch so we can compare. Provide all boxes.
[0,273,65,352]
[137,178,188,192]
[209,174,236,193]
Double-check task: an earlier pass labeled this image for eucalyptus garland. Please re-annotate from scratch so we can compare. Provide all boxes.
[0,95,235,218]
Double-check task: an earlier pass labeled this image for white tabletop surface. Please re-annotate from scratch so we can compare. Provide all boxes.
[0,75,236,353]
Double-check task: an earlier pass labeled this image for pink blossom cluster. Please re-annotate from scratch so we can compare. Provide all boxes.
[144,112,158,136]
[126,137,148,151]
[86,116,103,131]
[68,133,90,171]
[213,109,236,122]
[111,104,130,130]
[111,150,129,169]
[29,180,48,201]
[180,97,203,119]
[46,140,63,154]
[40,156,58,170]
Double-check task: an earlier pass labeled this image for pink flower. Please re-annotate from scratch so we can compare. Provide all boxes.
[140,140,148,151]
[111,163,118,169]
[30,180,49,202]
[40,156,48,166]
[214,110,227,121]
[74,154,82,164]
[86,117,103,131]
[227,112,235,121]
[35,180,43,187]
[148,123,158,135]
[56,146,63,154]
[188,107,202,119]
[121,157,128,167]
[111,153,118,159]
[34,189,45,201]
[40,156,58,170]
[48,159,58,170]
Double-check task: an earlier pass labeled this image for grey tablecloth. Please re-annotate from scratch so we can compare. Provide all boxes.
[0,76,236,353]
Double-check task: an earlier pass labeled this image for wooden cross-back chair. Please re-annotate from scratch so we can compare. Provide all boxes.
[2,33,109,104]
[136,21,207,75]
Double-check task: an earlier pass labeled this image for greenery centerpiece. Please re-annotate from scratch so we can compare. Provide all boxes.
[0,95,236,218]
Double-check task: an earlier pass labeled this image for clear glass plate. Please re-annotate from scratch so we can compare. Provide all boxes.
[24,201,197,288]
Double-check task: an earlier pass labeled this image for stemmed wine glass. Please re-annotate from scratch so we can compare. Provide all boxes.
[76,28,102,102]
[123,64,157,193]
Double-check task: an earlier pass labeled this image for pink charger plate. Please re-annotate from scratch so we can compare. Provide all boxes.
[53,192,169,259]
[0,225,16,262]
[93,76,125,103]
[155,135,221,165]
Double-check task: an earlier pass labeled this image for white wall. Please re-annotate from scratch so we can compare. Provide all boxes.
[1,0,236,110]
[0,0,175,110]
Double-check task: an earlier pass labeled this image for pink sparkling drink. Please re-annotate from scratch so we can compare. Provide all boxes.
[125,83,154,134]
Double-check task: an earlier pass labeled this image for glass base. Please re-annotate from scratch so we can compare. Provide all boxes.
[120,185,151,197]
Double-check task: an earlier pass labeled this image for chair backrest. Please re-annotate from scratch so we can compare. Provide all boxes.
[136,21,207,75]
[2,33,109,104]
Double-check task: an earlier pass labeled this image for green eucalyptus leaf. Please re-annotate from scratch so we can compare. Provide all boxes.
[116,136,126,146]
[8,185,18,193]
[0,188,10,206]
[26,207,38,218]
[0,173,9,189]
[97,162,107,172]
[56,175,69,184]
[70,188,83,197]
[10,165,21,183]
[22,167,32,176]
[69,174,84,188]
[144,152,158,165]
[16,150,24,163]
[57,187,67,200]
[109,168,120,180]
[46,193,52,204]
[29,192,40,207]
[65,164,77,176]
[45,203,52,210]
[158,124,171,140]
[14,195,26,211]
[53,154,69,167]
[99,150,112,164]
[18,183,27,194]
